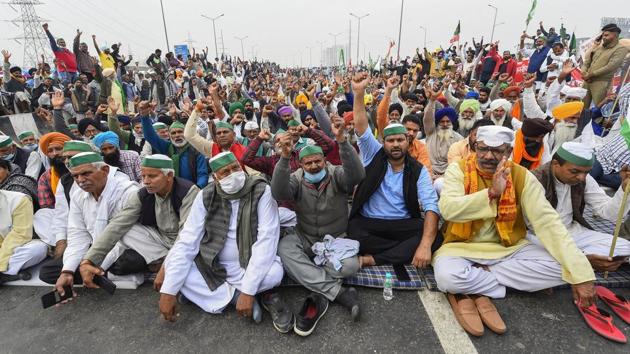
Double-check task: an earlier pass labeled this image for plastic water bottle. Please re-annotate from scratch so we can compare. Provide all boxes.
[383,272,394,301]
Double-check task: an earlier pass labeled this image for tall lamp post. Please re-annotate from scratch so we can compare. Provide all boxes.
[159,0,170,51]
[234,35,248,60]
[419,26,427,48]
[349,12,369,65]
[316,40,324,67]
[396,0,404,60]
[488,4,498,43]
[201,13,224,59]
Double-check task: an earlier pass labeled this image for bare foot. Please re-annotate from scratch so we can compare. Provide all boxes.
[359,255,376,268]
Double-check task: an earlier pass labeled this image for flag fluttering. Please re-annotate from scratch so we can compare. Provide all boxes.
[449,21,461,44]
[526,0,538,26]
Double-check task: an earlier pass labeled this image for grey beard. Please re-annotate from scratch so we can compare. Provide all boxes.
[458,117,475,136]
[172,139,187,148]
[553,123,577,150]
[491,113,506,125]
[437,127,453,140]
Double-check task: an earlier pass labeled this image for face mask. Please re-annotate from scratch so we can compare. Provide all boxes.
[1,153,15,161]
[219,171,246,194]
[525,140,542,155]
[23,143,38,152]
[304,168,326,184]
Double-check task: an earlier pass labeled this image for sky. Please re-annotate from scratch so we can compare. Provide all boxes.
[1,0,627,68]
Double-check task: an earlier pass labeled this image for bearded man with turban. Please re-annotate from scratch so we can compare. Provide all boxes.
[512,118,554,170]
[423,86,463,176]
[36,132,71,210]
[487,99,522,131]
[93,131,142,183]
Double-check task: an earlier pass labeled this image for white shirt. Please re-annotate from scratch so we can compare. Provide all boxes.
[161,185,280,299]
[63,168,138,272]
[554,174,630,235]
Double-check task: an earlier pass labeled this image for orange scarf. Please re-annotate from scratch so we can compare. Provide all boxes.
[451,154,518,246]
[50,167,60,197]
[511,100,522,121]
[512,129,543,170]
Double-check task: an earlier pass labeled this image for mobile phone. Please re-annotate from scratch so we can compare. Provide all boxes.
[93,274,117,295]
[612,255,630,262]
[393,264,411,281]
[41,285,74,309]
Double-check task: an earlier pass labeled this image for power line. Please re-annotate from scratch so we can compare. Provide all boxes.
[4,0,51,67]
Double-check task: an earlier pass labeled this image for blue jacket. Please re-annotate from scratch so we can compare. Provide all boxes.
[527,46,551,81]
[141,116,209,188]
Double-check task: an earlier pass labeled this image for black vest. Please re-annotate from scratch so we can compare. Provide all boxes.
[137,177,194,228]
[13,147,31,173]
[126,134,144,154]
[60,172,74,204]
[350,148,422,220]
[532,162,592,230]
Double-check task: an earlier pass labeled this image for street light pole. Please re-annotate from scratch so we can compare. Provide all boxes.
[329,32,342,51]
[488,4,498,44]
[419,26,427,48]
[159,0,170,51]
[397,0,404,60]
[201,13,224,60]
[350,12,369,65]
[234,36,248,60]
[316,40,324,67]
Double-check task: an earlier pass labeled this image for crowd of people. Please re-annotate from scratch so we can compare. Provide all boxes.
[1,20,630,337]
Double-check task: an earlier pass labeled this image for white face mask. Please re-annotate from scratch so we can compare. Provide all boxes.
[218,171,246,194]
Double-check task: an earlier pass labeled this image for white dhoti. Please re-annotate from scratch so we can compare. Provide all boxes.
[527,229,630,258]
[434,240,566,299]
[33,208,56,246]
[116,224,170,265]
[4,240,48,275]
[178,258,284,313]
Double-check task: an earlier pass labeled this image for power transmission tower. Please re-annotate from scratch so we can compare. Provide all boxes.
[5,0,51,67]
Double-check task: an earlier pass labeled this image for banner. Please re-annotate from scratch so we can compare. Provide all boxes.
[174,44,189,63]
[513,58,529,84]
[0,113,52,142]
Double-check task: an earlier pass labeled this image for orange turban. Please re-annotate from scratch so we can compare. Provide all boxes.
[343,112,354,126]
[552,101,584,120]
[39,132,70,153]
[502,86,521,97]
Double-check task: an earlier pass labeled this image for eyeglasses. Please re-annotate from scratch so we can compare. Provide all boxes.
[475,144,508,159]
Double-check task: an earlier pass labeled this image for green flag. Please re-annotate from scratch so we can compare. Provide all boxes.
[621,117,630,150]
[569,32,577,56]
[526,0,537,26]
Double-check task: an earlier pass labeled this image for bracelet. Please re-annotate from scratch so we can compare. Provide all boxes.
[61,270,74,275]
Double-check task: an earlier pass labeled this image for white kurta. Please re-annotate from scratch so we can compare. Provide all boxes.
[528,175,630,257]
[160,185,283,313]
[62,169,139,272]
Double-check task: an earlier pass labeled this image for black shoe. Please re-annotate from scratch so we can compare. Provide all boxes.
[0,272,21,284]
[335,287,361,322]
[261,292,294,333]
[294,293,329,337]
[177,293,190,305]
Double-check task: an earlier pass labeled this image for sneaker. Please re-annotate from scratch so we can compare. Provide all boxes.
[294,293,329,337]
[335,287,361,322]
[262,292,294,333]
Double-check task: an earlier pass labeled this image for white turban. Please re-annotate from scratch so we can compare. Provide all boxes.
[244,121,259,130]
[489,99,512,113]
[560,86,587,99]
[476,126,515,147]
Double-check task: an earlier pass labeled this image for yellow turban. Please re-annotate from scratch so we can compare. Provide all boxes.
[294,93,312,109]
[552,101,584,120]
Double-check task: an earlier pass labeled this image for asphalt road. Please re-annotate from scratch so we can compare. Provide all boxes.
[0,285,628,353]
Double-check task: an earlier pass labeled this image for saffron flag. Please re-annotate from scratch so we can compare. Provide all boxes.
[526,0,537,26]
[449,21,461,44]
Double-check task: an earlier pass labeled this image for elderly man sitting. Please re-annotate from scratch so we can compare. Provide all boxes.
[435,125,596,337]
[487,99,522,131]
[531,142,630,271]
[158,152,287,330]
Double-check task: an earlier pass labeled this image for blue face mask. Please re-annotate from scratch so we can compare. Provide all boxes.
[1,153,15,161]
[304,168,326,184]
[23,143,37,153]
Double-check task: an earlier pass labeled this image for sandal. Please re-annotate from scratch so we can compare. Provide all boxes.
[595,286,630,324]
[574,301,626,343]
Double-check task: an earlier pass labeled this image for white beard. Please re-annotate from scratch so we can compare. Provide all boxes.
[172,138,187,148]
[458,116,475,136]
[553,122,577,149]
[491,113,506,125]
[437,127,453,141]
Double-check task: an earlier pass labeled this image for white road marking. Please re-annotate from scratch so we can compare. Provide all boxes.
[417,290,479,354]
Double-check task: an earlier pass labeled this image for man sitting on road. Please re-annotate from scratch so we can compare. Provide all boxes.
[158,152,288,331]
[435,125,596,337]
[531,142,630,271]
[272,117,365,336]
